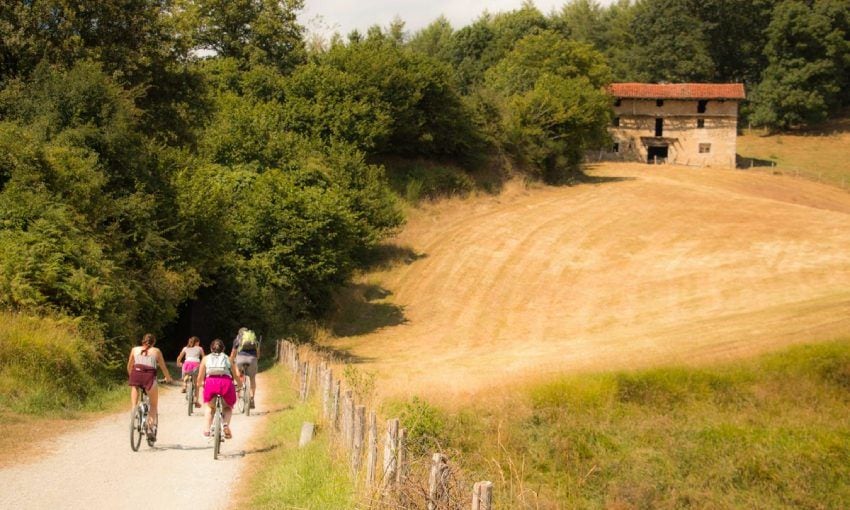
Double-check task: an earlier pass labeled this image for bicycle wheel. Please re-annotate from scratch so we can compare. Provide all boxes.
[187,379,194,416]
[236,378,245,414]
[243,377,251,416]
[212,404,222,460]
[130,406,143,451]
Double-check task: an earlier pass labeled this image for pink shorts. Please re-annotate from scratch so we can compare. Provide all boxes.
[203,375,236,407]
[181,361,200,376]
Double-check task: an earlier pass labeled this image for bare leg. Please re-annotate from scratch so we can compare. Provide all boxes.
[148,386,159,427]
[223,406,233,425]
[130,386,139,411]
[249,374,257,400]
[204,403,214,433]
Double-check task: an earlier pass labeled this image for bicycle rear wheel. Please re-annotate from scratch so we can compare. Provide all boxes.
[242,377,251,416]
[187,379,194,416]
[236,378,245,414]
[130,406,143,451]
[212,403,222,459]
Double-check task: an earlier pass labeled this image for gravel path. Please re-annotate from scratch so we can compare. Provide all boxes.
[1,373,269,509]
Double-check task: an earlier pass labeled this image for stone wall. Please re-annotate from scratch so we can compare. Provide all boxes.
[609,98,739,168]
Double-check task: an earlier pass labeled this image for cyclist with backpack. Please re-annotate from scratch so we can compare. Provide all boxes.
[230,327,259,409]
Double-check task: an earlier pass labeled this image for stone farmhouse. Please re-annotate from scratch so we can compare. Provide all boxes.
[607,83,746,168]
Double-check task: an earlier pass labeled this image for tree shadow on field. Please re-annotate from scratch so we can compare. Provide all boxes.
[737,154,777,168]
[360,243,426,272]
[249,405,291,417]
[311,343,376,365]
[574,172,637,186]
[327,283,407,338]
[218,442,281,460]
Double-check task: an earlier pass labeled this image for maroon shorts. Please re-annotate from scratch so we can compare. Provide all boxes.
[128,366,157,391]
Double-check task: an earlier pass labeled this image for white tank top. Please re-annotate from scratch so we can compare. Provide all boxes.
[133,347,156,368]
[183,346,203,362]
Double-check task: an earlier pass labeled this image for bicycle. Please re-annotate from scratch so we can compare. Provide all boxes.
[185,368,199,416]
[236,363,252,416]
[210,394,225,459]
[130,386,156,451]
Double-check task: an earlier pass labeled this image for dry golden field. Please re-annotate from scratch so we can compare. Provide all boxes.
[737,117,850,188]
[324,163,850,402]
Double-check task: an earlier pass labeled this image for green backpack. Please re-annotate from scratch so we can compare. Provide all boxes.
[239,330,258,351]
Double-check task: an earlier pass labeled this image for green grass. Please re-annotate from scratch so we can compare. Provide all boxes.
[392,340,850,509]
[241,364,356,509]
[737,116,850,189]
[0,311,123,415]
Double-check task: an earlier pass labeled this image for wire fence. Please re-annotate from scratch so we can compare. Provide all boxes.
[275,340,494,510]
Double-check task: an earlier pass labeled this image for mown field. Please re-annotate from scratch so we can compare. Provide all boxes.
[319,139,850,508]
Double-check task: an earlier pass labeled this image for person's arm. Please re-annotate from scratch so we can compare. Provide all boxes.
[176,348,185,367]
[197,358,207,388]
[155,349,173,383]
[229,343,237,363]
[127,349,135,376]
[229,361,242,391]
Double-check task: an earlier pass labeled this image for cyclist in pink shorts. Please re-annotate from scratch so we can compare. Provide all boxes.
[176,336,204,402]
[197,338,241,439]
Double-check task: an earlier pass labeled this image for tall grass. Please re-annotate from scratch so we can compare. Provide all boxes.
[238,364,356,509]
[0,311,121,414]
[395,340,850,509]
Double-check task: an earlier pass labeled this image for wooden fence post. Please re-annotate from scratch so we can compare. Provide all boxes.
[382,418,399,489]
[352,405,366,476]
[472,481,493,510]
[332,380,341,431]
[323,368,333,419]
[396,428,408,485]
[366,410,378,486]
[298,362,306,401]
[427,453,449,510]
[343,389,354,450]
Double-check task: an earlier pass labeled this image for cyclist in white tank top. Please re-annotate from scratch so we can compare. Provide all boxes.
[127,334,173,433]
[176,336,205,396]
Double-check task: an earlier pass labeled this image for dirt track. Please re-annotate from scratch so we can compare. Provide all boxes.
[1,376,269,509]
[328,163,850,400]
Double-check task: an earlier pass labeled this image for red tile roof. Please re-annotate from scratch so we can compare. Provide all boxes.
[609,83,746,100]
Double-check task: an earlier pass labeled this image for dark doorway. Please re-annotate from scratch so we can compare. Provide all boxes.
[655,118,663,136]
[647,146,668,163]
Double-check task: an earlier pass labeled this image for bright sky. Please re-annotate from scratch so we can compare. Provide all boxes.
[300,0,617,39]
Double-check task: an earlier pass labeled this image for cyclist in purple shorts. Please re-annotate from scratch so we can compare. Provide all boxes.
[176,336,204,402]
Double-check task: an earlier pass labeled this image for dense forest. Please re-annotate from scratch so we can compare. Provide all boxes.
[0,0,848,354]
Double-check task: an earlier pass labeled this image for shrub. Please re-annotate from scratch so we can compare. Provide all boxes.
[0,312,119,413]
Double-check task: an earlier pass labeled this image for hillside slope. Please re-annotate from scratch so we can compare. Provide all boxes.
[326,163,850,399]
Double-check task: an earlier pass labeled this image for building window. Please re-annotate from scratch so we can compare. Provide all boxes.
[698,100,708,113]
[613,142,620,153]
[656,99,664,107]
[613,117,620,127]
[697,119,705,128]
[614,98,621,107]
[655,118,663,136]
[699,143,711,153]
